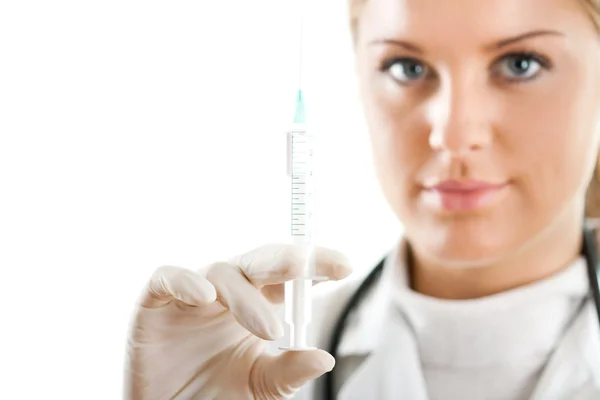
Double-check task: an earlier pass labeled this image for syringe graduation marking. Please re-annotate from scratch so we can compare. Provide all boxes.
[290,132,314,240]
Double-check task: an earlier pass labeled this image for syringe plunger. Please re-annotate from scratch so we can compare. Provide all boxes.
[285,274,313,349]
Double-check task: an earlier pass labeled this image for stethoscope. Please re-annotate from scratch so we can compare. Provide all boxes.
[323,225,600,400]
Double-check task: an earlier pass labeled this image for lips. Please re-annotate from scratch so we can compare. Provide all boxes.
[422,180,507,212]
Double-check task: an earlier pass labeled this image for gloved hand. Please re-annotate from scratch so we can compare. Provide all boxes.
[124,244,352,400]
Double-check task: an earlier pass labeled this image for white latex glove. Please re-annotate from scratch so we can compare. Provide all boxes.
[124,244,352,400]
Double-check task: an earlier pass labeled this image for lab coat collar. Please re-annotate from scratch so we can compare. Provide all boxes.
[336,239,407,357]
[530,298,600,399]
[334,239,429,399]
[337,299,429,400]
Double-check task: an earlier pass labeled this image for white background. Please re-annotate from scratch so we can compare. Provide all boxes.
[0,1,400,398]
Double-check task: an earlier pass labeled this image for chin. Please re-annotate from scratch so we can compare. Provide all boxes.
[408,214,523,269]
[425,241,512,269]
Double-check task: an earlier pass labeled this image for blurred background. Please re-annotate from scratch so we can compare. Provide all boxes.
[0,0,400,398]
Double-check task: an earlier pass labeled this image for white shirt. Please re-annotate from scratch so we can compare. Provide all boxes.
[383,243,589,400]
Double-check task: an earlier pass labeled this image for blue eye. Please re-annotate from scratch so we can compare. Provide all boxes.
[496,53,546,80]
[386,58,428,83]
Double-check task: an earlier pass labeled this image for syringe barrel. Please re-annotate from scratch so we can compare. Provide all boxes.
[285,124,316,350]
[288,129,315,235]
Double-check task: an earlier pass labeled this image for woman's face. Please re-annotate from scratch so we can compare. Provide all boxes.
[355,0,600,266]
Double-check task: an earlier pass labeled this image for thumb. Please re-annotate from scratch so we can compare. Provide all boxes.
[254,349,335,398]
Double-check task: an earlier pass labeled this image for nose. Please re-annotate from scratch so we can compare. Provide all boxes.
[427,77,493,156]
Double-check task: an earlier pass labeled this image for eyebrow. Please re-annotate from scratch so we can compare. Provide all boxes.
[487,29,564,50]
[368,29,565,53]
[368,38,424,53]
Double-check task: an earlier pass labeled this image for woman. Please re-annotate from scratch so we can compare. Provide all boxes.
[124,0,600,398]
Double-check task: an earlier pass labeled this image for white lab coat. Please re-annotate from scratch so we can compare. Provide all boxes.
[275,248,600,400]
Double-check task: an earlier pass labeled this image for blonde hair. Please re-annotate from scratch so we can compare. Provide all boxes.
[347,0,600,217]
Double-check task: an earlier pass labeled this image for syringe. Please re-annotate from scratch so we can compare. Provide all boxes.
[281,0,325,351]
[283,89,321,350]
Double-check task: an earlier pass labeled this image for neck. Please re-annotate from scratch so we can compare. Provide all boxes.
[410,212,584,300]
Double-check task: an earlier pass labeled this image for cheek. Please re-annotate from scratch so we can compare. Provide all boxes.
[506,83,600,218]
[361,82,429,214]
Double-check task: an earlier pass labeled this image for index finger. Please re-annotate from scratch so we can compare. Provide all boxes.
[141,265,217,308]
[229,244,352,287]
